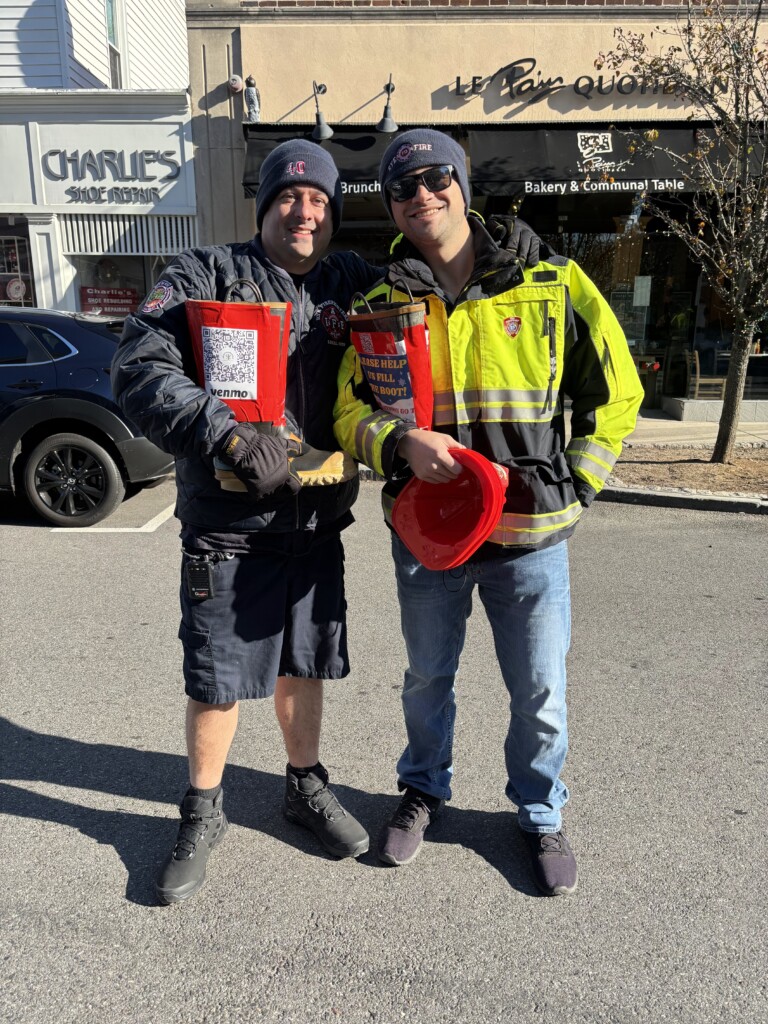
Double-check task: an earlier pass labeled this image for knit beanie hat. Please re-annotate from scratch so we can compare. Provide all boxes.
[379,129,471,218]
[255,139,343,233]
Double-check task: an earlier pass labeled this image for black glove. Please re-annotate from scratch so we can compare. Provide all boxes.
[488,215,544,268]
[216,423,300,500]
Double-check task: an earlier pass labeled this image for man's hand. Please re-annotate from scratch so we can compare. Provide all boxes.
[488,216,545,268]
[398,430,466,483]
[216,423,300,500]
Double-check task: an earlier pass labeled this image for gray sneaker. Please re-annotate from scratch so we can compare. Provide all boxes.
[377,787,444,867]
[155,790,228,905]
[283,764,369,858]
[521,828,578,896]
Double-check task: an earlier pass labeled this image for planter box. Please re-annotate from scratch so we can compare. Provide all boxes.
[661,397,768,422]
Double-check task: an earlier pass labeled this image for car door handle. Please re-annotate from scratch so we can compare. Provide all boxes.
[8,379,45,390]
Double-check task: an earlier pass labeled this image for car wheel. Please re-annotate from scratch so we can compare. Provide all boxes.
[23,432,126,527]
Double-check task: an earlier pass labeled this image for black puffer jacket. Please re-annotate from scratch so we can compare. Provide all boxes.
[113,238,379,533]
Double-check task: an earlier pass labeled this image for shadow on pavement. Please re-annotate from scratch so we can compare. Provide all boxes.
[0,494,45,528]
[1,716,536,904]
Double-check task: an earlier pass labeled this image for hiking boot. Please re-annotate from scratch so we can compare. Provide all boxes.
[214,424,357,490]
[521,828,578,896]
[377,787,444,867]
[283,764,369,858]
[155,790,228,905]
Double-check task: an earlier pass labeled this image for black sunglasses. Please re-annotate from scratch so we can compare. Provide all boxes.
[387,164,455,203]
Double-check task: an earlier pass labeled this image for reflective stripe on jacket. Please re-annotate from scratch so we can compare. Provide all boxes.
[334,218,643,552]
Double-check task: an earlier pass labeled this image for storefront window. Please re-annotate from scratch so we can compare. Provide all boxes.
[106,0,122,88]
[72,254,148,316]
[533,204,745,405]
[0,236,35,307]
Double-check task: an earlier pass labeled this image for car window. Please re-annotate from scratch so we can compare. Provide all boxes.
[26,324,75,360]
[0,320,52,366]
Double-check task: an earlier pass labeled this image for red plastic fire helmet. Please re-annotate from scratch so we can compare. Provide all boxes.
[391,449,509,571]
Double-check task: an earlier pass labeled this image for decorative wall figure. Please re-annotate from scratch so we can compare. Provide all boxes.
[245,76,261,123]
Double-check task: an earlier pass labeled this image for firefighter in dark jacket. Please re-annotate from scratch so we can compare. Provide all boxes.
[113,140,380,904]
[334,130,643,896]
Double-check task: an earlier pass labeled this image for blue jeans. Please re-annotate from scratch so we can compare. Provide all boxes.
[391,533,571,833]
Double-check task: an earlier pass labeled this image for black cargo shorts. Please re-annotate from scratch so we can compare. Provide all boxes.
[179,529,349,703]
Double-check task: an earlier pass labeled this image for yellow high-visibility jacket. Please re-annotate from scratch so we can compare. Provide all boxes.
[334,217,643,551]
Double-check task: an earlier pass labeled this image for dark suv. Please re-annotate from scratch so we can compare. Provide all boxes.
[0,308,173,527]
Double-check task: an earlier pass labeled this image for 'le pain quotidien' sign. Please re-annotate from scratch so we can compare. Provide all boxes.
[454,57,727,106]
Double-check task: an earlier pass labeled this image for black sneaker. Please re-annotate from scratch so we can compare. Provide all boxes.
[283,764,369,858]
[377,787,444,867]
[521,828,578,896]
[155,790,228,905]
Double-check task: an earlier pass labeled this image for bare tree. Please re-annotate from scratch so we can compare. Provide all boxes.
[597,0,768,462]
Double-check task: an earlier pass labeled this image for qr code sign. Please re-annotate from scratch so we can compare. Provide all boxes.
[201,326,258,400]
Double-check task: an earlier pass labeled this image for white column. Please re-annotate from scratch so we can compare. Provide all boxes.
[26,214,78,311]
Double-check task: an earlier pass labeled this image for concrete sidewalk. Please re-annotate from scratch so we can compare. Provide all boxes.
[624,409,768,446]
[597,410,768,514]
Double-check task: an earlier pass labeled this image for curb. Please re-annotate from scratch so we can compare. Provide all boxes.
[597,485,768,514]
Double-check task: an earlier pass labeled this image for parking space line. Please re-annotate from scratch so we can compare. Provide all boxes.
[51,503,176,533]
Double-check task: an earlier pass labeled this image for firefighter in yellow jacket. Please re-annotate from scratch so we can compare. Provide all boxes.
[334,129,643,896]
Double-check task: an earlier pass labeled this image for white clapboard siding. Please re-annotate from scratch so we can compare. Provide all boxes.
[124,0,188,89]
[65,0,109,87]
[0,0,188,90]
[0,0,64,88]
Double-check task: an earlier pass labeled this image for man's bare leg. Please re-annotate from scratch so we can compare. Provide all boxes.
[275,676,369,858]
[274,676,322,767]
[186,698,239,788]
[155,698,237,904]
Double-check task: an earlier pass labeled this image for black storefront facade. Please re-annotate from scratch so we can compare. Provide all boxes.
[242,121,766,413]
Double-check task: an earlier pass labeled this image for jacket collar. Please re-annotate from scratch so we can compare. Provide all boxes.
[384,214,524,301]
[249,235,325,289]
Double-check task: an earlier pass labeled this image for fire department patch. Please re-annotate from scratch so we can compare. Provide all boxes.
[140,280,173,313]
[387,142,434,173]
[316,300,348,343]
[503,316,522,338]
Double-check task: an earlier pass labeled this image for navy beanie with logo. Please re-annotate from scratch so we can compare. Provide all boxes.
[379,129,471,218]
[255,139,343,233]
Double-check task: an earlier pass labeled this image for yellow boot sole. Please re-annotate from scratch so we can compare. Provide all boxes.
[214,450,358,491]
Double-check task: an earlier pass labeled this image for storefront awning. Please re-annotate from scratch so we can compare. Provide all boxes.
[468,128,698,196]
[243,125,702,200]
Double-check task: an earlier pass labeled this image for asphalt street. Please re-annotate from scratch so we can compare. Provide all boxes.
[1,482,766,1024]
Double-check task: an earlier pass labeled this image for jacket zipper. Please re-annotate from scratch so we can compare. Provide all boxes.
[294,280,307,529]
[544,315,557,412]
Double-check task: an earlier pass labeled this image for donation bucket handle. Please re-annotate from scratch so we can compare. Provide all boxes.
[348,280,416,316]
[349,292,373,315]
[224,278,265,304]
[390,279,415,303]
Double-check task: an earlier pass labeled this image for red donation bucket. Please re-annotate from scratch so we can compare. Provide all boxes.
[391,449,509,571]
[186,279,291,425]
[347,290,433,429]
